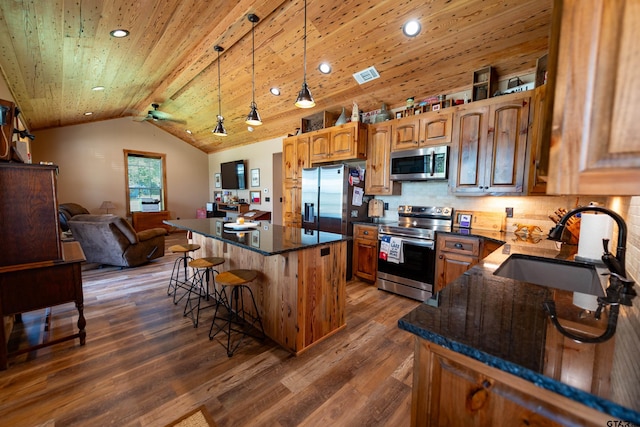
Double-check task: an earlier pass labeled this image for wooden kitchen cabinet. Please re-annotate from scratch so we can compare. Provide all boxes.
[526,84,550,194]
[365,122,401,195]
[547,0,640,195]
[282,134,311,227]
[310,121,367,164]
[391,110,452,152]
[353,224,378,282]
[411,338,608,427]
[435,235,481,292]
[449,91,531,195]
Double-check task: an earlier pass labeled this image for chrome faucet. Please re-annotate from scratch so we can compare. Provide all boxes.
[545,205,636,343]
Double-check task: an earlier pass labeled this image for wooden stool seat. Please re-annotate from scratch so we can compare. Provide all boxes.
[209,269,264,357]
[169,243,201,254]
[215,269,258,287]
[188,257,225,269]
[167,244,201,304]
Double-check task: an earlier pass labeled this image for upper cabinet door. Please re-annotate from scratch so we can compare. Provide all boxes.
[419,111,453,146]
[484,97,529,193]
[450,105,490,194]
[548,0,640,195]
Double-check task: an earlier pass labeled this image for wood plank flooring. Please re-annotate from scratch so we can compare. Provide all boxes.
[0,232,420,427]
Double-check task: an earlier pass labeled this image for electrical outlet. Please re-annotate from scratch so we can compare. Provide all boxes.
[384,202,389,210]
[265,197,270,202]
[505,207,514,218]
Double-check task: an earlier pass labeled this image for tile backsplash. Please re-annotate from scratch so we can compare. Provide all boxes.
[373,181,607,234]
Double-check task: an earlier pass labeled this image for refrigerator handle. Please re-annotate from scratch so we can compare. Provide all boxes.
[304,202,315,223]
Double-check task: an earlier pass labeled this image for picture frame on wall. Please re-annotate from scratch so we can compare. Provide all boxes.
[250,191,261,204]
[215,173,221,188]
[251,168,260,187]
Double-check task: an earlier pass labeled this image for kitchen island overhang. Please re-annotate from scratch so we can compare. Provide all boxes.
[165,218,350,355]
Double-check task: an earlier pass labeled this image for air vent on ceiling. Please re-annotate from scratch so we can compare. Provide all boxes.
[353,66,380,85]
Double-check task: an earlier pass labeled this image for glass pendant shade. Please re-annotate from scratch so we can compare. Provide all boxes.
[212,115,227,136]
[295,82,315,108]
[246,103,262,126]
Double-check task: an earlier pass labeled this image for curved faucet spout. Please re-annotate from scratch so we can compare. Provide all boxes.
[547,205,627,277]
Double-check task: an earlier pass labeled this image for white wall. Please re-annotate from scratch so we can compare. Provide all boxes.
[31,118,209,220]
[207,136,284,216]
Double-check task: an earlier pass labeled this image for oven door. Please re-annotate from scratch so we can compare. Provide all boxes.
[377,235,436,300]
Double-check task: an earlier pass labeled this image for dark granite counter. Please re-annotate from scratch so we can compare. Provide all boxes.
[399,230,640,423]
[164,218,350,256]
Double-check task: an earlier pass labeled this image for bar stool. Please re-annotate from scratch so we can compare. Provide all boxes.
[167,243,201,304]
[184,256,225,327]
[209,269,265,357]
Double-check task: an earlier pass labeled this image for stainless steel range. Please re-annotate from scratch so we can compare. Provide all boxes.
[377,206,454,301]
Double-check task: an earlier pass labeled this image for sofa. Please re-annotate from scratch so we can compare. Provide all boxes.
[68,214,166,267]
[59,202,91,232]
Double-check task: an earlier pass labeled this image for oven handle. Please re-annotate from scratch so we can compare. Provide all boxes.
[379,234,435,249]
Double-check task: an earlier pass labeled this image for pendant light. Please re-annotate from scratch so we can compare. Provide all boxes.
[295,0,315,108]
[245,14,262,126]
[212,45,227,136]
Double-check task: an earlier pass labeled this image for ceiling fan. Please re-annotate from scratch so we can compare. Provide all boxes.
[138,103,186,124]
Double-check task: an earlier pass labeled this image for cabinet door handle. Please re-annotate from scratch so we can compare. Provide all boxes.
[439,255,443,259]
[363,231,369,235]
[454,243,463,249]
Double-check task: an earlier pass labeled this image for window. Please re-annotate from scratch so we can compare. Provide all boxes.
[124,150,167,213]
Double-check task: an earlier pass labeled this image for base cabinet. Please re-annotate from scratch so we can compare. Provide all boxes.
[353,224,378,282]
[411,339,609,427]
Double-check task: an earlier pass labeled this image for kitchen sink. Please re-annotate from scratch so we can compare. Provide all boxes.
[493,254,606,297]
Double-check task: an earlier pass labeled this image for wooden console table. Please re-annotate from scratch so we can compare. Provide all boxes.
[132,210,171,232]
[0,241,86,370]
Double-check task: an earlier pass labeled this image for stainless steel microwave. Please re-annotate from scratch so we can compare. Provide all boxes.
[390,145,449,180]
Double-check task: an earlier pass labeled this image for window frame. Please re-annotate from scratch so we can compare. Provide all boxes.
[123,149,168,215]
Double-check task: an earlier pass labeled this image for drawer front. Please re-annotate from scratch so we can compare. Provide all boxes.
[354,225,378,241]
[438,236,480,257]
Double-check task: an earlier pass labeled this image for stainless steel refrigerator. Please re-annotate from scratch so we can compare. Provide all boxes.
[301,164,367,278]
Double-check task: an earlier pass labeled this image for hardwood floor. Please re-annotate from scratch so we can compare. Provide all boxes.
[0,232,420,427]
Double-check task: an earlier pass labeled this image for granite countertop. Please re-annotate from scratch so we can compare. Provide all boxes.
[399,229,640,423]
[164,218,350,256]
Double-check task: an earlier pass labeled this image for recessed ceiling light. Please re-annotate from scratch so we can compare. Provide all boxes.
[270,87,281,96]
[92,86,104,91]
[402,20,421,37]
[84,112,93,116]
[186,129,192,134]
[318,62,332,74]
[247,126,254,132]
[110,29,129,38]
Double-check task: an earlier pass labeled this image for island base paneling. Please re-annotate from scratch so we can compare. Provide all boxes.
[191,233,346,354]
[410,338,611,427]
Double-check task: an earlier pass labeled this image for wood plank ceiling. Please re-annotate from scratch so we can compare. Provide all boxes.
[0,0,553,154]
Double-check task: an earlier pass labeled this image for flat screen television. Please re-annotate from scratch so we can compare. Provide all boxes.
[220,160,246,189]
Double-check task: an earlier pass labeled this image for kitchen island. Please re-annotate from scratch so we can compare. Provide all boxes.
[399,231,640,425]
[165,218,349,355]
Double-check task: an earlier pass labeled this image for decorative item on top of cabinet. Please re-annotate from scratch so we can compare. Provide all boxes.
[366,122,401,195]
[301,111,339,133]
[449,91,531,195]
[547,0,640,195]
[391,109,452,152]
[472,66,497,101]
[309,121,367,164]
[353,224,378,282]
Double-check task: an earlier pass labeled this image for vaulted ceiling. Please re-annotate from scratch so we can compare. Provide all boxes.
[0,0,553,154]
